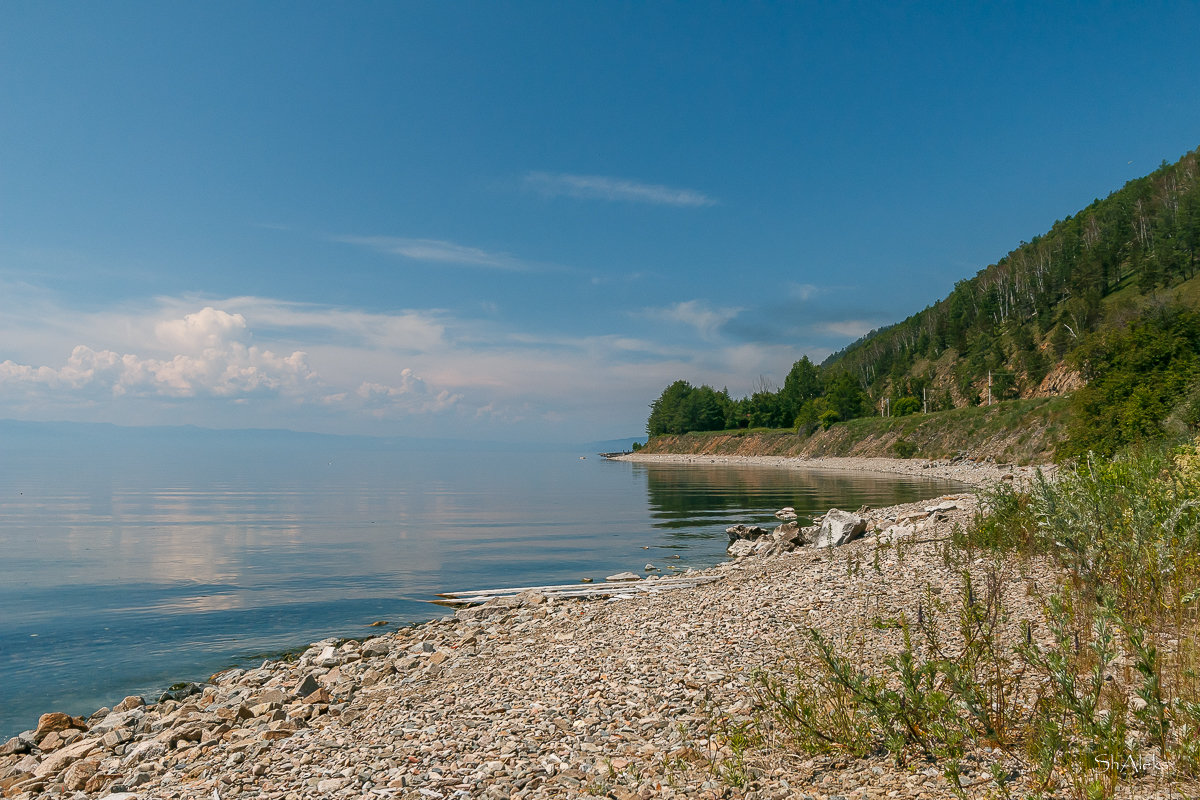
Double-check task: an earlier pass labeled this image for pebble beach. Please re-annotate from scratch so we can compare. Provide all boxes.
[3,455,1192,800]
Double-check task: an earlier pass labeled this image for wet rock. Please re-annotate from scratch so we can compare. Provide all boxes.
[157,682,202,703]
[725,524,770,542]
[727,539,757,558]
[606,571,640,582]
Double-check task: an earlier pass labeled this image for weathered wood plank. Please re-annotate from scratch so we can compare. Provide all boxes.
[433,574,722,606]
[437,575,717,598]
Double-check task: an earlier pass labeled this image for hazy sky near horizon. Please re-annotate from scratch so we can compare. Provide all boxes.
[3,2,1199,442]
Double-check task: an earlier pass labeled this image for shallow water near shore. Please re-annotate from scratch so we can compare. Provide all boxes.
[0,427,965,738]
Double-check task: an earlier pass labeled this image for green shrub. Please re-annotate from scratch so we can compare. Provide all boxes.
[964,439,1200,782]
[1060,305,1200,459]
[760,567,1028,792]
[891,438,918,459]
[893,396,921,416]
[759,439,1200,797]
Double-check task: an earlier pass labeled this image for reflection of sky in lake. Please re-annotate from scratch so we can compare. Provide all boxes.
[0,431,965,737]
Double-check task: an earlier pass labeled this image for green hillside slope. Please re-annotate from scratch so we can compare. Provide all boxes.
[826,146,1200,409]
[642,146,1200,461]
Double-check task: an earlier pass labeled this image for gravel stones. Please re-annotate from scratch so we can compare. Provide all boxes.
[7,456,1189,800]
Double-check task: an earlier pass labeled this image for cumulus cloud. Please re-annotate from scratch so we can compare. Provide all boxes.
[0,291,818,439]
[154,307,249,353]
[0,303,451,417]
[523,172,716,207]
[0,308,317,400]
[355,368,462,416]
[333,236,528,270]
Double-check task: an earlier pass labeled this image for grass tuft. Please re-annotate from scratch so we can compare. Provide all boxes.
[755,436,1200,797]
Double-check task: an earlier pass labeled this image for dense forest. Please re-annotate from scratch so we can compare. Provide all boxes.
[646,146,1200,458]
[646,357,870,436]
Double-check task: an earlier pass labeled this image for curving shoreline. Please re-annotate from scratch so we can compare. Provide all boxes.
[2,484,995,799]
[614,451,1052,489]
[15,457,1186,800]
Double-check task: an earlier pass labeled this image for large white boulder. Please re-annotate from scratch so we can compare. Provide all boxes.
[727,539,758,558]
[812,508,868,548]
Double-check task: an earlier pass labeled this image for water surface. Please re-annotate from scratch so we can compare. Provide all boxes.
[0,426,965,737]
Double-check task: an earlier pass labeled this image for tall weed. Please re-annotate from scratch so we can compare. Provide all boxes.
[759,438,1200,797]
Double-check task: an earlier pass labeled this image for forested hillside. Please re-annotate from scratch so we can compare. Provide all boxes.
[828,147,1200,405]
[645,146,1200,459]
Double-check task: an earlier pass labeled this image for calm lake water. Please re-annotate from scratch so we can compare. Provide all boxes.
[0,425,965,738]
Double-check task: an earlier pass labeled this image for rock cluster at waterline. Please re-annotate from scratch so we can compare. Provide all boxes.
[723,497,972,558]
[725,520,812,558]
[0,497,980,800]
[12,458,1179,800]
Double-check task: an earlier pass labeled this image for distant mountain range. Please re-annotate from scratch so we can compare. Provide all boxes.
[0,419,643,454]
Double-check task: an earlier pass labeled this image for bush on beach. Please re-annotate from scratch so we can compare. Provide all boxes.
[753,437,1200,798]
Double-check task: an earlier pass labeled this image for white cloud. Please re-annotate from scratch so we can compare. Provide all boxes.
[333,236,528,270]
[0,290,818,440]
[815,319,878,339]
[155,307,249,353]
[638,299,742,341]
[355,369,462,417]
[524,172,716,207]
[0,304,454,412]
[208,297,448,353]
[1,308,318,400]
[789,283,821,301]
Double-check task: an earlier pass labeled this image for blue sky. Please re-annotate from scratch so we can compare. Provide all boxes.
[2,2,1199,442]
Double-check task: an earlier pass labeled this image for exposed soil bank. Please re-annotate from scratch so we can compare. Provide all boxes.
[637,397,1069,465]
